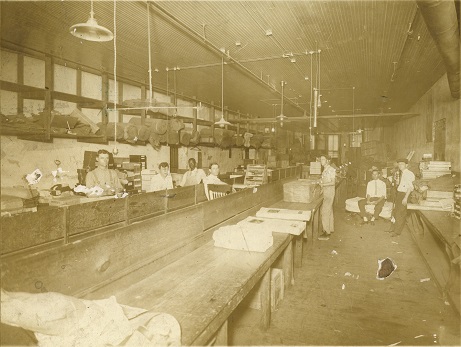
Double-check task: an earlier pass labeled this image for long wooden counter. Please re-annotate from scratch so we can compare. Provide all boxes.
[1,166,302,346]
[408,210,460,315]
[1,166,300,256]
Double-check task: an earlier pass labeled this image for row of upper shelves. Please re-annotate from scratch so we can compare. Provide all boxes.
[0,49,270,128]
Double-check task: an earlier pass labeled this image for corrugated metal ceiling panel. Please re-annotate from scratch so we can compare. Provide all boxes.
[1,0,450,132]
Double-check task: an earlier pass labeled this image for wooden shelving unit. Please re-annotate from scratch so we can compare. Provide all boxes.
[244,164,268,186]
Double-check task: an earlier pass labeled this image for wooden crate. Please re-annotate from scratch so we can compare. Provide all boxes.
[283,179,321,203]
[246,268,284,312]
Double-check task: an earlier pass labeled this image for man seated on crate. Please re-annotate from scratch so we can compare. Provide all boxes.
[358,168,387,225]
[177,158,207,187]
[85,149,123,196]
[150,162,174,192]
[203,162,230,200]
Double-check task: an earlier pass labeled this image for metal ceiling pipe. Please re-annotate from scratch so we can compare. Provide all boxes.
[416,0,460,99]
[150,2,306,114]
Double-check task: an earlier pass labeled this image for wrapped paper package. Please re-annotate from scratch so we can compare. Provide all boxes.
[237,216,305,236]
[256,207,311,221]
[0,289,181,347]
[212,224,273,252]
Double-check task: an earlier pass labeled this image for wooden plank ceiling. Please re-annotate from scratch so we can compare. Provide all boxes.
[1,0,447,133]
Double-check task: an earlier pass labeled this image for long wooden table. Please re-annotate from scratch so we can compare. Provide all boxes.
[266,197,323,268]
[89,233,293,346]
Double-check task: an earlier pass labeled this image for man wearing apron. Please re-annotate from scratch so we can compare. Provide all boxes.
[318,155,336,241]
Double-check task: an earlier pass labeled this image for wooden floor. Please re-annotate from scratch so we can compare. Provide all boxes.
[229,208,461,346]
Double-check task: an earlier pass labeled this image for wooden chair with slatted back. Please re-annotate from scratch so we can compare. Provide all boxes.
[209,190,226,200]
[206,183,232,200]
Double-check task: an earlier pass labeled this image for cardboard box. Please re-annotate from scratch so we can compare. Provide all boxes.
[283,179,321,203]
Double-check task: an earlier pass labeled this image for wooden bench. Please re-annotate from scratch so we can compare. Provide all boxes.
[1,178,295,345]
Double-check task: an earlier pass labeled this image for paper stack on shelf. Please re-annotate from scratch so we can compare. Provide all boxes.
[420,161,451,179]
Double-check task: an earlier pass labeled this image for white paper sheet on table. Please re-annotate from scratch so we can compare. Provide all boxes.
[237,216,306,235]
[212,224,273,252]
[256,207,312,221]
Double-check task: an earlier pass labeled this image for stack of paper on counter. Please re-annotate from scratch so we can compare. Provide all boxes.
[237,216,305,236]
[256,207,311,221]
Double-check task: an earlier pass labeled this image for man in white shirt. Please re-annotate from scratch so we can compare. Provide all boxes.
[387,158,415,237]
[178,158,206,187]
[358,169,387,225]
[85,149,123,195]
[203,162,227,200]
[150,162,174,192]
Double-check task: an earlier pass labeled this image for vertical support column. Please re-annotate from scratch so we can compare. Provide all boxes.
[214,320,228,346]
[260,268,271,330]
[44,55,53,140]
[44,90,52,141]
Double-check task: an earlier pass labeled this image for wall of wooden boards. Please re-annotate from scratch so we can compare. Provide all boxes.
[385,74,460,171]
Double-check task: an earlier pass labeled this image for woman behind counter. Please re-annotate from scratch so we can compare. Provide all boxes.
[318,154,336,241]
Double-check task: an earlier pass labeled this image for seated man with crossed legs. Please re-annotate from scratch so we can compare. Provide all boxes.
[358,168,387,226]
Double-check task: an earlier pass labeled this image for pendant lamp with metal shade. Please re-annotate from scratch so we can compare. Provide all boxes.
[70,1,113,42]
[214,56,232,128]
[276,81,287,127]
